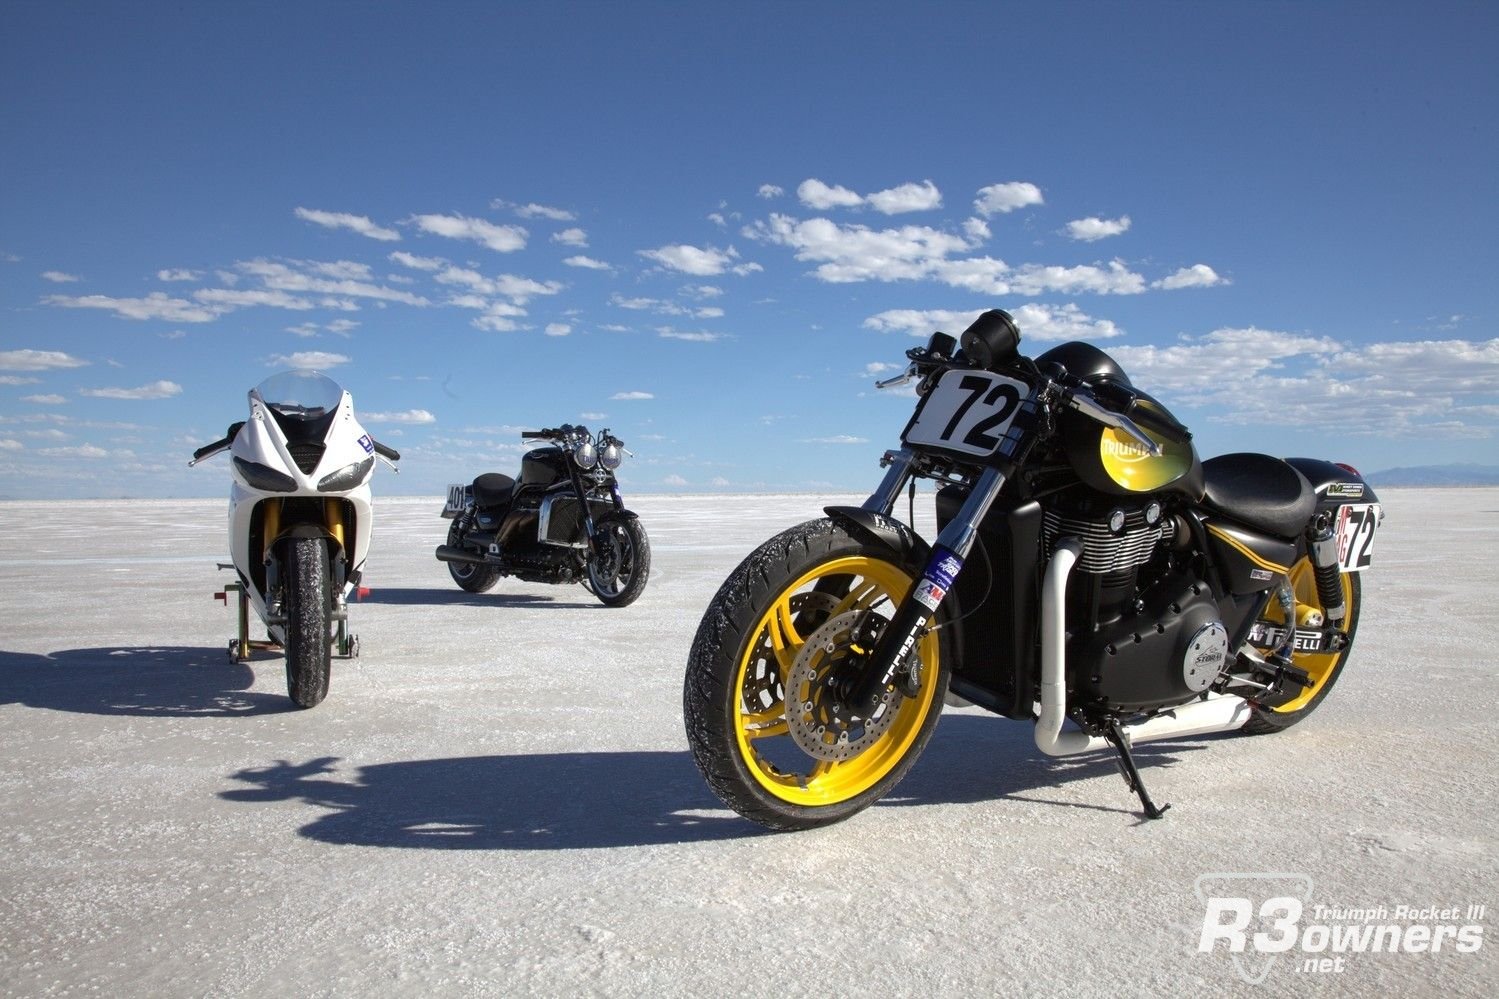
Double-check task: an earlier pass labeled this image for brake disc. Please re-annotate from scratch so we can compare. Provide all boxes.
[784,609,901,762]
[740,591,840,715]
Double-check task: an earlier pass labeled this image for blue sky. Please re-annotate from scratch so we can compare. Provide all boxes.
[2,2,1495,499]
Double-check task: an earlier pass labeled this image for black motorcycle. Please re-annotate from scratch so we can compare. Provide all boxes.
[684,309,1382,829]
[436,425,649,607]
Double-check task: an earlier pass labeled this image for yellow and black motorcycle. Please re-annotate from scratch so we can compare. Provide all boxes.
[684,309,1381,829]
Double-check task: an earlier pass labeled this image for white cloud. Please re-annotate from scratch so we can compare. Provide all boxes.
[0,349,89,371]
[295,207,400,241]
[545,323,571,337]
[362,409,436,424]
[657,328,727,343]
[638,243,738,276]
[389,251,447,271]
[798,178,864,210]
[609,293,721,319]
[1153,264,1227,290]
[681,284,723,299]
[757,184,784,199]
[268,351,350,369]
[731,261,763,276]
[662,474,688,486]
[863,303,1122,343]
[963,217,991,241]
[80,380,183,400]
[194,288,317,311]
[433,267,562,304]
[508,202,575,221]
[746,214,973,284]
[867,180,942,215]
[0,438,22,451]
[42,271,80,283]
[580,411,607,421]
[1066,215,1132,242]
[21,394,66,404]
[45,292,219,323]
[799,434,870,445]
[552,228,588,247]
[611,390,654,401]
[0,375,41,384]
[563,255,612,270]
[974,181,1044,216]
[410,213,528,253]
[238,259,429,306]
[157,268,201,282]
[39,444,110,458]
[1006,260,1147,296]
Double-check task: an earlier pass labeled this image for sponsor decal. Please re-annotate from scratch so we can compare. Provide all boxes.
[1102,436,1155,461]
[357,433,375,455]
[1327,481,1365,499]
[912,547,962,611]
[913,578,945,611]
[1195,873,1486,983]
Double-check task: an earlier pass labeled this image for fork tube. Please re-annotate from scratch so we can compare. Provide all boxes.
[845,466,1008,716]
[861,449,916,515]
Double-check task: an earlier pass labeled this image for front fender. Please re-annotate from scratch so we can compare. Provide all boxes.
[823,506,931,568]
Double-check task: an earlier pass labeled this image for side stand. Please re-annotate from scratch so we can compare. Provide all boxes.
[1104,718,1171,820]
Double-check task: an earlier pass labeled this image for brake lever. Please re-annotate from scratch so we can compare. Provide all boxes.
[875,365,917,390]
[1065,390,1163,457]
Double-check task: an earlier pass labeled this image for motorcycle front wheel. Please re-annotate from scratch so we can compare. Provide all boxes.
[1244,556,1361,733]
[284,536,332,709]
[586,513,650,607]
[684,517,946,830]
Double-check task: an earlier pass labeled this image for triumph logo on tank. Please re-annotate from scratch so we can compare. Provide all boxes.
[1194,874,1486,983]
[1102,437,1154,461]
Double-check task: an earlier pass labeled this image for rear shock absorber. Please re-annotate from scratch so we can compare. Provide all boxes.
[1307,513,1346,623]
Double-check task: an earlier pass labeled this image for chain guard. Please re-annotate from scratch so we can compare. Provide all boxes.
[785,610,901,762]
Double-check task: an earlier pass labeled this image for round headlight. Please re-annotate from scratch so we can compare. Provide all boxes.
[600,441,623,470]
[573,439,598,469]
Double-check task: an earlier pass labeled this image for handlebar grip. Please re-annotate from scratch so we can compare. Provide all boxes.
[372,440,401,461]
[1132,405,1193,445]
[193,436,230,462]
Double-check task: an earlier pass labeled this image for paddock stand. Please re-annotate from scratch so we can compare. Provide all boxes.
[213,564,363,662]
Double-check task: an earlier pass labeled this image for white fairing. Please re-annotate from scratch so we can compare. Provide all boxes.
[226,372,376,642]
[1034,538,1252,756]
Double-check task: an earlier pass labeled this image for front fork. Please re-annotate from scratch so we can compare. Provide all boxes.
[843,463,1009,715]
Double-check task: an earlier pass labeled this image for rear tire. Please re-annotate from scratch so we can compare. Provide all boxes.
[684,517,947,830]
[1244,560,1361,734]
[285,537,332,709]
[446,522,501,593]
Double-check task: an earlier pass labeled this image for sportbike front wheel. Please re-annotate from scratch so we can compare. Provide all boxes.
[684,517,946,830]
[1244,556,1361,733]
[284,536,332,709]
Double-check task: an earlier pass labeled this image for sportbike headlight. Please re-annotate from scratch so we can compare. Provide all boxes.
[573,439,598,469]
[233,456,297,492]
[318,456,374,492]
[600,442,623,470]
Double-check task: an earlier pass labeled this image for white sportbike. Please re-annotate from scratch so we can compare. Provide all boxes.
[191,370,400,708]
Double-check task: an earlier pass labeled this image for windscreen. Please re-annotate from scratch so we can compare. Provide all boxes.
[253,370,344,419]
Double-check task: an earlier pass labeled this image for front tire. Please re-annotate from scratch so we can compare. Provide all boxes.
[684,517,947,830]
[284,536,333,709]
[587,514,650,607]
[1244,558,1361,734]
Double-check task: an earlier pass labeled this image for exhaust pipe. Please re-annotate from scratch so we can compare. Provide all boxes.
[1034,537,1251,757]
[434,544,488,565]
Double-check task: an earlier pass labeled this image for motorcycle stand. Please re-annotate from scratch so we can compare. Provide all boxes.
[1103,718,1171,820]
[214,579,282,664]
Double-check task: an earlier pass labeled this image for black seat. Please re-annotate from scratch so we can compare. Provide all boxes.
[1200,453,1316,539]
[472,472,516,509]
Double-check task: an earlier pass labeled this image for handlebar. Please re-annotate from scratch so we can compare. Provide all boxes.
[191,437,231,464]
[372,440,401,461]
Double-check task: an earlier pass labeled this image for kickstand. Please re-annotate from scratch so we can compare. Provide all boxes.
[1104,718,1171,820]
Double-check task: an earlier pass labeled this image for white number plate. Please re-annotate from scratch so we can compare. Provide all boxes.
[902,369,1029,458]
[1335,503,1381,571]
[442,482,469,518]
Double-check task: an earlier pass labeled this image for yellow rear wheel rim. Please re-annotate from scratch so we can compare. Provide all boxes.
[1269,559,1355,713]
[732,555,940,806]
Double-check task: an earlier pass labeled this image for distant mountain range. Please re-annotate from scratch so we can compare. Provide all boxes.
[1367,464,1499,487]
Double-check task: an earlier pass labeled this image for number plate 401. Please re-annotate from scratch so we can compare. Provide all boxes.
[902,370,1028,459]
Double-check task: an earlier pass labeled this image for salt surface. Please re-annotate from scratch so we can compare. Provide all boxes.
[1,491,1495,996]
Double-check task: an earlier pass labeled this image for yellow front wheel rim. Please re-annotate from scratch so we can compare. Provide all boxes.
[731,555,939,807]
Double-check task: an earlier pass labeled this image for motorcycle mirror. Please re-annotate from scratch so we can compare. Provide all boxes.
[926,331,957,358]
[960,309,1021,370]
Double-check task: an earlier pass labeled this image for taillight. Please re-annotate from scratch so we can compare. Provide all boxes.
[1334,462,1360,477]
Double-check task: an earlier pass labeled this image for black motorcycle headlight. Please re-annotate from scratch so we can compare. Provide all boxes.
[318,456,374,492]
[233,456,297,492]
